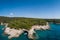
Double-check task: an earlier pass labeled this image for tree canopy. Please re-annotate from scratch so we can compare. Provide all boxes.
[0,16,47,30]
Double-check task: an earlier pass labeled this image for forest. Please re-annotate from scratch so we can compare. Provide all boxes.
[0,16,59,30]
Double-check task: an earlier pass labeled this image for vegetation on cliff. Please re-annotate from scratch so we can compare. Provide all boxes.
[0,16,60,30]
[0,16,47,30]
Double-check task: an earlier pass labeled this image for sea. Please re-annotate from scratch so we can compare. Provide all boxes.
[0,23,60,40]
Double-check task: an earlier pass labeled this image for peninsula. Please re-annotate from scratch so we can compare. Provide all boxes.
[0,16,58,39]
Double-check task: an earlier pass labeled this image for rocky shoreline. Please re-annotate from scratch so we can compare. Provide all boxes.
[0,22,50,39]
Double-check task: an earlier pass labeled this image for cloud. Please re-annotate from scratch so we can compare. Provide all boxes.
[10,13,14,16]
[8,13,14,17]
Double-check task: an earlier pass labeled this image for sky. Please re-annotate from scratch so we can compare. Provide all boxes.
[0,0,60,18]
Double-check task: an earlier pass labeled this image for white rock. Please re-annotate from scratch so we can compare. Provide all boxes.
[4,22,50,39]
[28,22,50,39]
[4,27,24,39]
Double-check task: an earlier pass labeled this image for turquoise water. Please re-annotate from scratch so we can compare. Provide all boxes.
[0,25,8,40]
[0,23,60,40]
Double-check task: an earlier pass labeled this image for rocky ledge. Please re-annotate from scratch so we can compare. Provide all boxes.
[1,22,50,39]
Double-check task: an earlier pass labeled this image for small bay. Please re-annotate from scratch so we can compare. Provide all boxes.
[0,23,60,40]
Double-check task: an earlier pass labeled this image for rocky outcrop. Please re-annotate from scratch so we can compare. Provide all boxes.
[4,27,24,39]
[28,28,35,39]
[1,22,8,27]
[28,22,50,39]
[3,22,50,39]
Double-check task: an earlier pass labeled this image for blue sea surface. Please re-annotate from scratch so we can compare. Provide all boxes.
[0,23,60,40]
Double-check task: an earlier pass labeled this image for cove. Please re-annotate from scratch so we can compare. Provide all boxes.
[0,23,60,40]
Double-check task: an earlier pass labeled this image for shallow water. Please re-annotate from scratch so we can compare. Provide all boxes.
[0,23,60,40]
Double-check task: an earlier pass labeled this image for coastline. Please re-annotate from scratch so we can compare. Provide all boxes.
[0,22,50,39]
[28,22,50,39]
